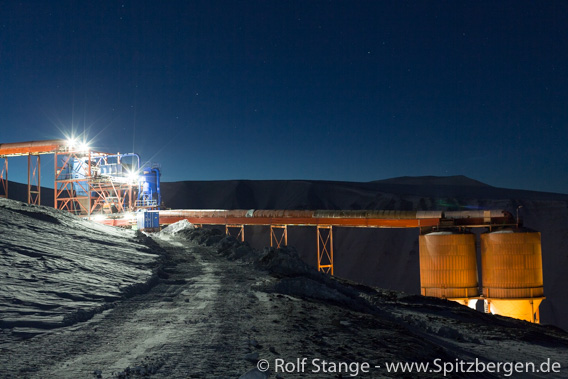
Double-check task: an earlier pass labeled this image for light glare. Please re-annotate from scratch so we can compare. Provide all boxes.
[78,142,90,152]
[126,170,139,183]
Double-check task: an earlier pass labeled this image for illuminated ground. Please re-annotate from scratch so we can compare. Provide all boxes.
[1,203,567,378]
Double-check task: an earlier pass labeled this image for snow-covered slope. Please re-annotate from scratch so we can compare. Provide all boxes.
[0,198,160,339]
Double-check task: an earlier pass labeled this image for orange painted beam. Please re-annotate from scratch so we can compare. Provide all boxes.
[157,212,440,228]
[157,209,516,229]
[97,218,132,227]
[0,140,67,157]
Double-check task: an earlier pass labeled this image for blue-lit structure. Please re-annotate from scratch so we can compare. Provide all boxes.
[54,148,152,215]
[70,157,89,197]
[137,164,161,208]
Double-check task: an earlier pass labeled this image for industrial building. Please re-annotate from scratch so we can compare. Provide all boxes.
[0,139,545,323]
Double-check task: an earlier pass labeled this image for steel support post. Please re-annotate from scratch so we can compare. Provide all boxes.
[317,225,334,275]
[27,154,41,205]
[270,225,288,248]
[88,151,92,217]
[226,224,245,242]
[54,151,58,209]
[0,158,7,198]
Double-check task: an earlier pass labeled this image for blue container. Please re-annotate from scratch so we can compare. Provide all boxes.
[137,211,160,231]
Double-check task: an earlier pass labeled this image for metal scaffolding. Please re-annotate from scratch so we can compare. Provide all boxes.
[27,155,41,205]
[0,139,137,216]
[54,149,136,216]
[0,158,7,199]
[270,225,288,248]
[317,226,334,275]
[225,224,245,242]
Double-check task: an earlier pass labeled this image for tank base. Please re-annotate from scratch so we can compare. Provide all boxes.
[448,298,478,310]
[485,298,544,323]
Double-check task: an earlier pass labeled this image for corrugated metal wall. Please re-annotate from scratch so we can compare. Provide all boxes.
[419,232,479,299]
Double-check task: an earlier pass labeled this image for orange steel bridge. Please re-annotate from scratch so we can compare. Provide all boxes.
[149,209,515,274]
[98,209,515,274]
[0,141,517,276]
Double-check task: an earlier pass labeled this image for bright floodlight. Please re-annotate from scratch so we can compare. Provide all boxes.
[78,141,90,152]
[67,137,77,148]
[65,134,90,152]
[126,170,139,183]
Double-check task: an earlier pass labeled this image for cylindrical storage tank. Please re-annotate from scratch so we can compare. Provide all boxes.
[481,229,544,322]
[419,231,479,299]
[481,229,543,299]
[140,170,158,197]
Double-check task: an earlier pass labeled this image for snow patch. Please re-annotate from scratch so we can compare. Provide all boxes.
[158,219,195,237]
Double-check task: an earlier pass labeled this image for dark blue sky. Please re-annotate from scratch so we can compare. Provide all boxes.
[1,1,567,193]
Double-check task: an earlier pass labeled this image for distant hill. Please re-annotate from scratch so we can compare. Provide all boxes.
[4,181,54,207]
[160,176,568,211]
[5,176,566,211]
[373,175,491,187]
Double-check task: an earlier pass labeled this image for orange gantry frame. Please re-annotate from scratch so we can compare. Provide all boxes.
[0,140,68,201]
[0,139,137,215]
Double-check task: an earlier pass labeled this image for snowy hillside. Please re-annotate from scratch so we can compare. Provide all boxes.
[0,198,160,340]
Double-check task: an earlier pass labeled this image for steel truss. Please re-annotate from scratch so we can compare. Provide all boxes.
[270,225,288,248]
[226,224,245,242]
[28,155,41,205]
[317,226,334,275]
[54,150,135,216]
[0,158,7,199]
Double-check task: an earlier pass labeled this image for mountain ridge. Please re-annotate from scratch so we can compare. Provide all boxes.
[372,175,492,187]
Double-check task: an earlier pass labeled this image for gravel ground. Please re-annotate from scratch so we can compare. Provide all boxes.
[1,227,568,378]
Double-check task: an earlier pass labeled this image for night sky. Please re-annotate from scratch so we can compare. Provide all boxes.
[1,1,567,193]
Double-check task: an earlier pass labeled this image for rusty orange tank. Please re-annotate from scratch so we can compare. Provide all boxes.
[481,229,544,323]
[419,231,479,306]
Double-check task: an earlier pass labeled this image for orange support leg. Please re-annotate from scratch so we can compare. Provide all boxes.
[317,226,334,275]
[28,154,41,205]
[270,225,288,248]
[0,158,7,199]
[226,224,245,242]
